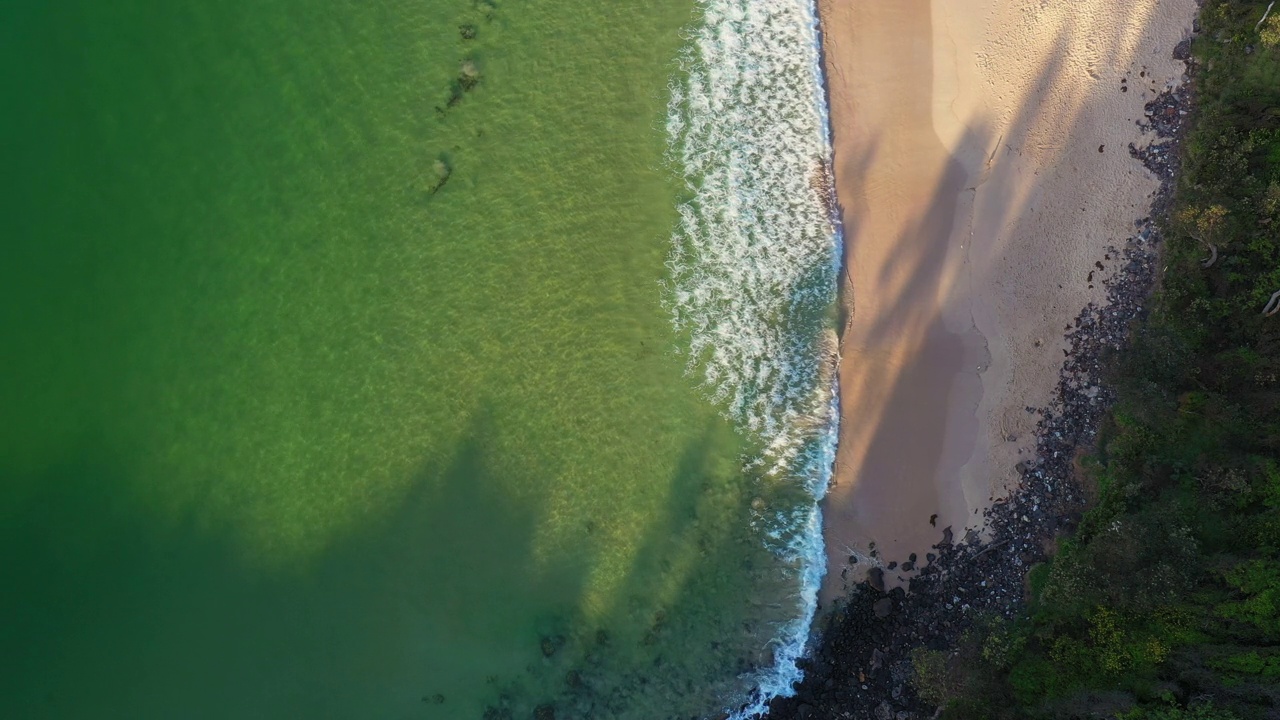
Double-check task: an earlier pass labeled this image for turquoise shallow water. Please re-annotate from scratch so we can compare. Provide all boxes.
[1,0,837,718]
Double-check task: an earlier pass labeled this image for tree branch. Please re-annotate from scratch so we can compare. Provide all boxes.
[1257,1,1275,32]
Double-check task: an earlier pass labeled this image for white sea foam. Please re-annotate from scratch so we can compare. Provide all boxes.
[733,382,838,718]
[664,0,841,714]
[665,0,837,476]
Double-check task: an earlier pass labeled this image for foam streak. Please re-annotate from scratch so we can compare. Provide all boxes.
[665,0,841,714]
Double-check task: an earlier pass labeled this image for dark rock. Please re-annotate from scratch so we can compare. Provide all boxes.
[1173,38,1192,61]
[873,598,893,618]
[941,526,953,545]
[867,567,885,592]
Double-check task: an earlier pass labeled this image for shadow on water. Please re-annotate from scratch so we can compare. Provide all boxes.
[475,418,801,720]
[0,405,790,720]
[0,406,556,720]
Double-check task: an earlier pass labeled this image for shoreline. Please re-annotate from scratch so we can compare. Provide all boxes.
[666,2,850,717]
[816,0,1199,602]
[763,74,1196,717]
[742,0,1200,714]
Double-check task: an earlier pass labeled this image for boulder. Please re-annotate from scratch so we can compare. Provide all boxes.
[867,567,885,592]
[873,598,893,618]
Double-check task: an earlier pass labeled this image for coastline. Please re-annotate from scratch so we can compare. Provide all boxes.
[763,68,1199,720]
[747,0,1200,714]
[664,1,847,717]
[817,0,1199,601]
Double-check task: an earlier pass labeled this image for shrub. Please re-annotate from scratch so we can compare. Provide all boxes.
[1119,701,1240,720]
[911,648,965,707]
[979,619,1027,670]
[1217,558,1280,635]
[1211,649,1280,677]
[1260,14,1280,50]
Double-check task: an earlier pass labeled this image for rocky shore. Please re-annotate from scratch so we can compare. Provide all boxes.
[757,55,1197,720]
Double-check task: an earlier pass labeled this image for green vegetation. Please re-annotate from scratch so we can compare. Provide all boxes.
[923,2,1280,716]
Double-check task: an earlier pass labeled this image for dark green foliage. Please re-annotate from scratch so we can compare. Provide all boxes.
[1120,701,1240,720]
[912,648,967,707]
[924,3,1280,717]
[1217,559,1280,635]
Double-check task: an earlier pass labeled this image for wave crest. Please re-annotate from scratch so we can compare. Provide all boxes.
[666,0,839,476]
[665,0,842,715]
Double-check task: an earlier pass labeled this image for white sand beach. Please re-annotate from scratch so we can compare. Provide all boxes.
[819,0,1199,599]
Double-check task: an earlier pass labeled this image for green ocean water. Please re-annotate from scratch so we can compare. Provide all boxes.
[0,1,814,718]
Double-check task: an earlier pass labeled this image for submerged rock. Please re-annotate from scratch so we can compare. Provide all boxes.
[540,635,564,658]
[458,60,482,91]
[482,707,513,720]
[429,159,452,195]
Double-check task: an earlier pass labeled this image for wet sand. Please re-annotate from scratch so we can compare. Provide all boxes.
[819,0,1197,600]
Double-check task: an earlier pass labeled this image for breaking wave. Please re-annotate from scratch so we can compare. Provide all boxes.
[664,0,841,715]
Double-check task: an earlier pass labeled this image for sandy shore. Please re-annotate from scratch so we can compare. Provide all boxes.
[819,0,1198,600]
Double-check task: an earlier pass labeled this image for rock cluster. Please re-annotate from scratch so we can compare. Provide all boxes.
[1130,83,1192,215]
